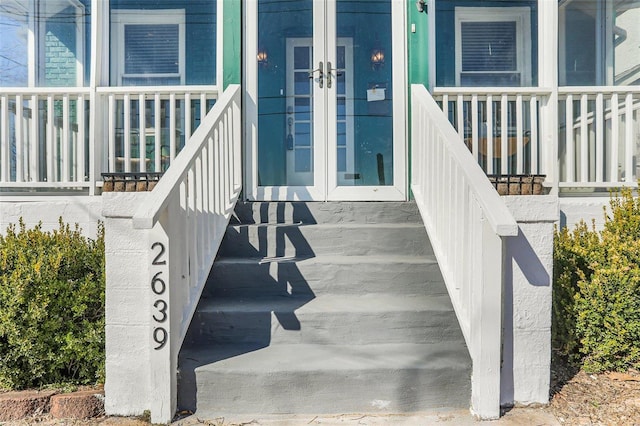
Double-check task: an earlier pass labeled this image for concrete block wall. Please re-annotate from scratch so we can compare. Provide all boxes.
[501,195,558,406]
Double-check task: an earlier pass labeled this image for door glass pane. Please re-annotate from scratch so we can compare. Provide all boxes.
[336,0,393,186]
[258,0,313,186]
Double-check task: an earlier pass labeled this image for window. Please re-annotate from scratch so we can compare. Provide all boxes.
[0,0,87,87]
[111,10,185,86]
[455,7,531,86]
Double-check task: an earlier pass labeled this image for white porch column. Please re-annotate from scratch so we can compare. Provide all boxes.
[501,195,558,406]
[538,0,559,193]
[89,0,109,194]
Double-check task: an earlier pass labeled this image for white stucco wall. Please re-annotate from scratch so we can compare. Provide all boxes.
[0,197,103,239]
[501,195,558,407]
[559,196,612,231]
[102,192,153,417]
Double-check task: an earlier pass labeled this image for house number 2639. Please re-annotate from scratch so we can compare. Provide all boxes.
[151,242,168,350]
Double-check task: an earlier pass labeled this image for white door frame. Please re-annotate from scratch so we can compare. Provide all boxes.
[243,0,407,201]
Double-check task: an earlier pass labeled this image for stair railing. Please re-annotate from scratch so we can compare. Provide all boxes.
[411,84,518,419]
[130,84,241,423]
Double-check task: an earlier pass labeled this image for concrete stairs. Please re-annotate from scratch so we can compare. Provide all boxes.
[178,202,471,417]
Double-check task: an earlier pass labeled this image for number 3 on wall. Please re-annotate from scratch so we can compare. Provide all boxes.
[150,241,168,351]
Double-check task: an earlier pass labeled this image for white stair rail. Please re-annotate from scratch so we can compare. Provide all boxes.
[130,84,241,423]
[411,85,518,419]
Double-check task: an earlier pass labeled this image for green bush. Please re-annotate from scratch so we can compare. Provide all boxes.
[0,219,105,390]
[554,188,640,372]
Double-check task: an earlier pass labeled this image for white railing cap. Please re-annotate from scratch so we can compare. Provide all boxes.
[432,86,552,96]
[412,84,518,237]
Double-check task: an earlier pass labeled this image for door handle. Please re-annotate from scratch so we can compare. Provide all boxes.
[308,61,324,88]
[326,62,343,89]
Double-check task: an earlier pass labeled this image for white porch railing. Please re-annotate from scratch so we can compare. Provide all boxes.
[0,88,92,188]
[126,84,241,423]
[97,86,218,175]
[0,85,219,192]
[558,87,640,188]
[432,87,551,177]
[411,85,518,419]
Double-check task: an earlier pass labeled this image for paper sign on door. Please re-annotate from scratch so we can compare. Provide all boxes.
[367,87,385,102]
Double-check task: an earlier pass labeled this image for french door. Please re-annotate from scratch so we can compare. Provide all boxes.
[244,0,406,201]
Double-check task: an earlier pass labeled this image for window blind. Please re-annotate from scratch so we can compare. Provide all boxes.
[124,24,179,75]
[461,21,517,72]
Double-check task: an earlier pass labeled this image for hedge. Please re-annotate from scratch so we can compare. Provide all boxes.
[554,188,640,372]
[0,219,105,390]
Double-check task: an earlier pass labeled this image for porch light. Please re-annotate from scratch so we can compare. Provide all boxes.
[257,49,268,67]
[370,48,384,70]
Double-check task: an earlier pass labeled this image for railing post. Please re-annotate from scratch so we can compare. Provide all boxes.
[470,215,504,420]
[103,192,154,418]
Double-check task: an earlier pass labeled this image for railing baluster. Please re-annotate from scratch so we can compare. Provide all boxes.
[0,95,7,182]
[185,93,192,141]
[139,94,146,173]
[610,93,619,182]
[30,94,39,182]
[625,93,634,183]
[580,94,588,183]
[200,93,207,121]
[15,95,23,182]
[501,95,508,175]
[77,95,86,182]
[123,94,131,173]
[154,93,162,172]
[565,95,574,182]
[62,95,70,182]
[108,94,116,172]
[486,95,494,174]
[456,95,464,137]
[530,96,538,174]
[170,93,177,161]
[471,94,479,160]
[516,94,524,174]
[595,92,604,182]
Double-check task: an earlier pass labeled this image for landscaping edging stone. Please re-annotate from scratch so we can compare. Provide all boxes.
[51,390,105,419]
[0,390,57,421]
[0,389,104,421]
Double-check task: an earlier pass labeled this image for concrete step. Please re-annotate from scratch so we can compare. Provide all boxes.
[219,223,433,258]
[183,294,462,346]
[231,201,423,225]
[204,255,448,298]
[178,342,471,415]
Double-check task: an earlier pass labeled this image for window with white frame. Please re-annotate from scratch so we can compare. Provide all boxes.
[111,10,185,86]
[0,0,86,87]
[455,7,531,87]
